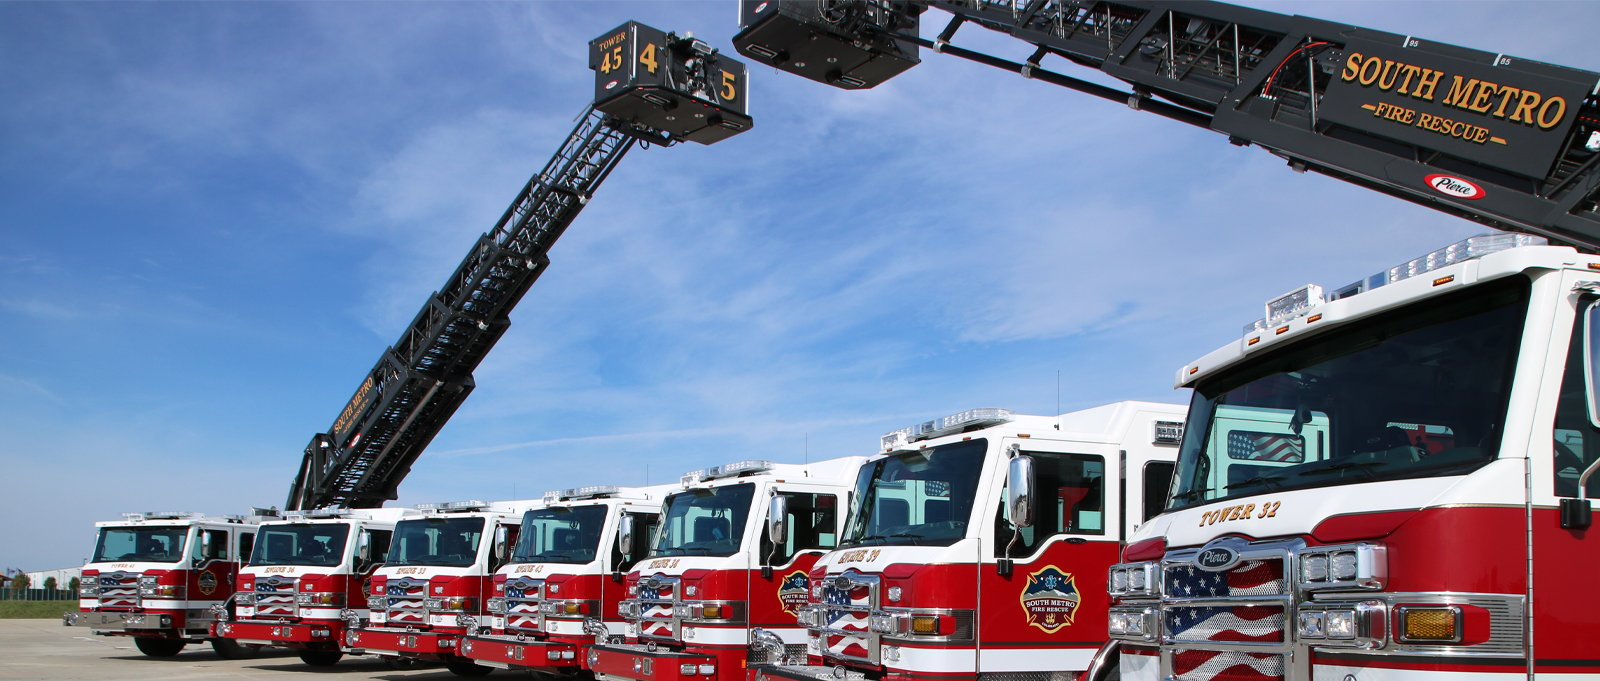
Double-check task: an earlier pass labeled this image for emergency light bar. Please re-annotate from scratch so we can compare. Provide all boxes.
[1153,420,1185,445]
[1246,234,1548,334]
[881,408,1014,451]
[417,500,491,512]
[542,485,621,503]
[681,460,775,486]
[285,509,351,519]
[123,512,203,521]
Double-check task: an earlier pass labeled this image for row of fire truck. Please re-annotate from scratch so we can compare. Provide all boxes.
[68,400,1186,680]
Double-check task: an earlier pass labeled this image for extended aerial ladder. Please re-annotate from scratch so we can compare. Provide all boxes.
[286,22,753,510]
[733,0,1600,251]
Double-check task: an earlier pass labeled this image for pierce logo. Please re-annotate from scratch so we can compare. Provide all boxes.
[1425,174,1485,199]
[605,80,619,91]
[1019,566,1080,633]
[1196,546,1240,572]
[777,570,810,616]
[754,2,769,12]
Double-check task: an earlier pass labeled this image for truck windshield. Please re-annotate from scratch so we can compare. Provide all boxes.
[92,526,188,563]
[841,439,987,547]
[385,517,485,568]
[512,505,609,564]
[1169,277,1529,510]
[250,523,351,567]
[652,483,754,558]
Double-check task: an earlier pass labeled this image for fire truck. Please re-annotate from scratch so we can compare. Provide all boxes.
[588,458,866,681]
[213,506,420,666]
[732,1,1600,680]
[748,402,1184,681]
[460,484,673,673]
[345,499,540,675]
[65,510,276,658]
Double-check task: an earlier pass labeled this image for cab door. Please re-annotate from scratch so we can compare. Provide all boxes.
[978,441,1119,674]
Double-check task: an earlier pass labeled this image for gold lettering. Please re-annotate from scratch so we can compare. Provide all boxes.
[1468,80,1499,113]
[1395,64,1422,96]
[1538,96,1567,129]
[1358,56,1383,86]
[1412,68,1444,101]
[1341,53,1363,82]
[1509,90,1541,125]
[1441,76,1481,109]
[1490,85,1523,118]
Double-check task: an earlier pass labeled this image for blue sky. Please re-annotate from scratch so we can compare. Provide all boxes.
[4,1,1598,570]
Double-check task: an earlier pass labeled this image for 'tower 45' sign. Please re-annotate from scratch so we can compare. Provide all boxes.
[1319,35,1597,179]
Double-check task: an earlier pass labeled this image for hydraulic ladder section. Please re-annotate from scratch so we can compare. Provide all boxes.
[734,1,1600,252]
[287,22,753,510]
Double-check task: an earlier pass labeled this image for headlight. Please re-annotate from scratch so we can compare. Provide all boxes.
[1107,607,1155,641]
[367,596,384,609]
[79,584,99,597]
[426,596,476,611]
[296,592,344,607]
[1299,544,1385,591]
[1107,562,1158,598]
[487,597,506,614]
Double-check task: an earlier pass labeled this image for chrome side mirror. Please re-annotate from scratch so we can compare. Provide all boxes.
[1007,454,1036,529]
[618,515,636,557]
[767,495,789,545]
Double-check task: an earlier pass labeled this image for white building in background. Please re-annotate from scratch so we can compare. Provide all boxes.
[21,567,81,589]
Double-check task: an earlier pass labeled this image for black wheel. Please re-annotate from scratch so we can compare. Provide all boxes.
[134,637,186,657]
[210,637,261,659]
[298,650,345,666]
[445,657,494,677]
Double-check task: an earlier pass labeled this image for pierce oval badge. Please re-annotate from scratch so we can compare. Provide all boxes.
[1424,174,1486,200]
[1196,545,1241,572]
[605,80,619,91]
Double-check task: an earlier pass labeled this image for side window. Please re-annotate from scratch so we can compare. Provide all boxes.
[995,452,1105,557]
[194,529,228,561]
[760,492,839,565]
[1142,462,1175,522]
[1555,300,1600,497]
[615,513,657,571]
[238,532,255,563]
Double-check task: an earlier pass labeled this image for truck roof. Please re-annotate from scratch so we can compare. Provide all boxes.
[1178,236,1580,389]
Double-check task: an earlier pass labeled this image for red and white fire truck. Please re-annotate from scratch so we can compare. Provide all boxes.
[748,403,1184,681]
[588,458,866,681]
[1100,233,1600,680]
[346,499,541,676]
[66,510,274,658]
[214,506,420,666]
[460,484,673,673]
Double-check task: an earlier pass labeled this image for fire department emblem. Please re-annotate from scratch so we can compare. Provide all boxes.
[198,572,218,596]
[1019,566,1079,633]
[777,570,810,616]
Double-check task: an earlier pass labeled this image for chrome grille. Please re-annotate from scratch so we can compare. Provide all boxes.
[816,573,878,665]
[503,577,545,634]
[96,572,141,609]
[635,575,680,641]
[253,575,298,619]
[385,577,428,626]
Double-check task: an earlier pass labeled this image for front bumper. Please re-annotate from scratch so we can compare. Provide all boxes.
[346,626,463,657]
[461,634,582,670]
[217,620,342,647]
[590,642,718,681]
[66,610,182,633]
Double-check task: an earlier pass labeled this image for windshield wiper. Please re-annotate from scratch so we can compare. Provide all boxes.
[1228,472,1290,494]
[848,533,925,546]
[1300,460,1384,479]
[1170,488,1212,503]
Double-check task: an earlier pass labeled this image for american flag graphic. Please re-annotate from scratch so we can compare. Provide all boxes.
[504,578,545,633]
[385,578,428,625]
[1164,559,1286,681]
[254,576,297,618]
[820,579,872,660]
[636,578,676,639]
[97,572,139,609]
[1226,431,1303,463]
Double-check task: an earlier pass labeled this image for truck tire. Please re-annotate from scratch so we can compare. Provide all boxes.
[298,650,344,666]
[445,658,494,677]
[134,637,186,657]
[210,637,261,659]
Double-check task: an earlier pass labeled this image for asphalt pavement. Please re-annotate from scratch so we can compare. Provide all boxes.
[0,619,484,680]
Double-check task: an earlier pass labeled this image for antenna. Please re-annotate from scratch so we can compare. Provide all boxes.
[1055,369,1062,428]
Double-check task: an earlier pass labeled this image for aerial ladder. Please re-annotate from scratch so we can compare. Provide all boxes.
[285,22,753,510]
[732,0,1600,251]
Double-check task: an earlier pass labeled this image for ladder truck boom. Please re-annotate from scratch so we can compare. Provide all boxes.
[733,0,1600,251]
[286,22,753,511]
